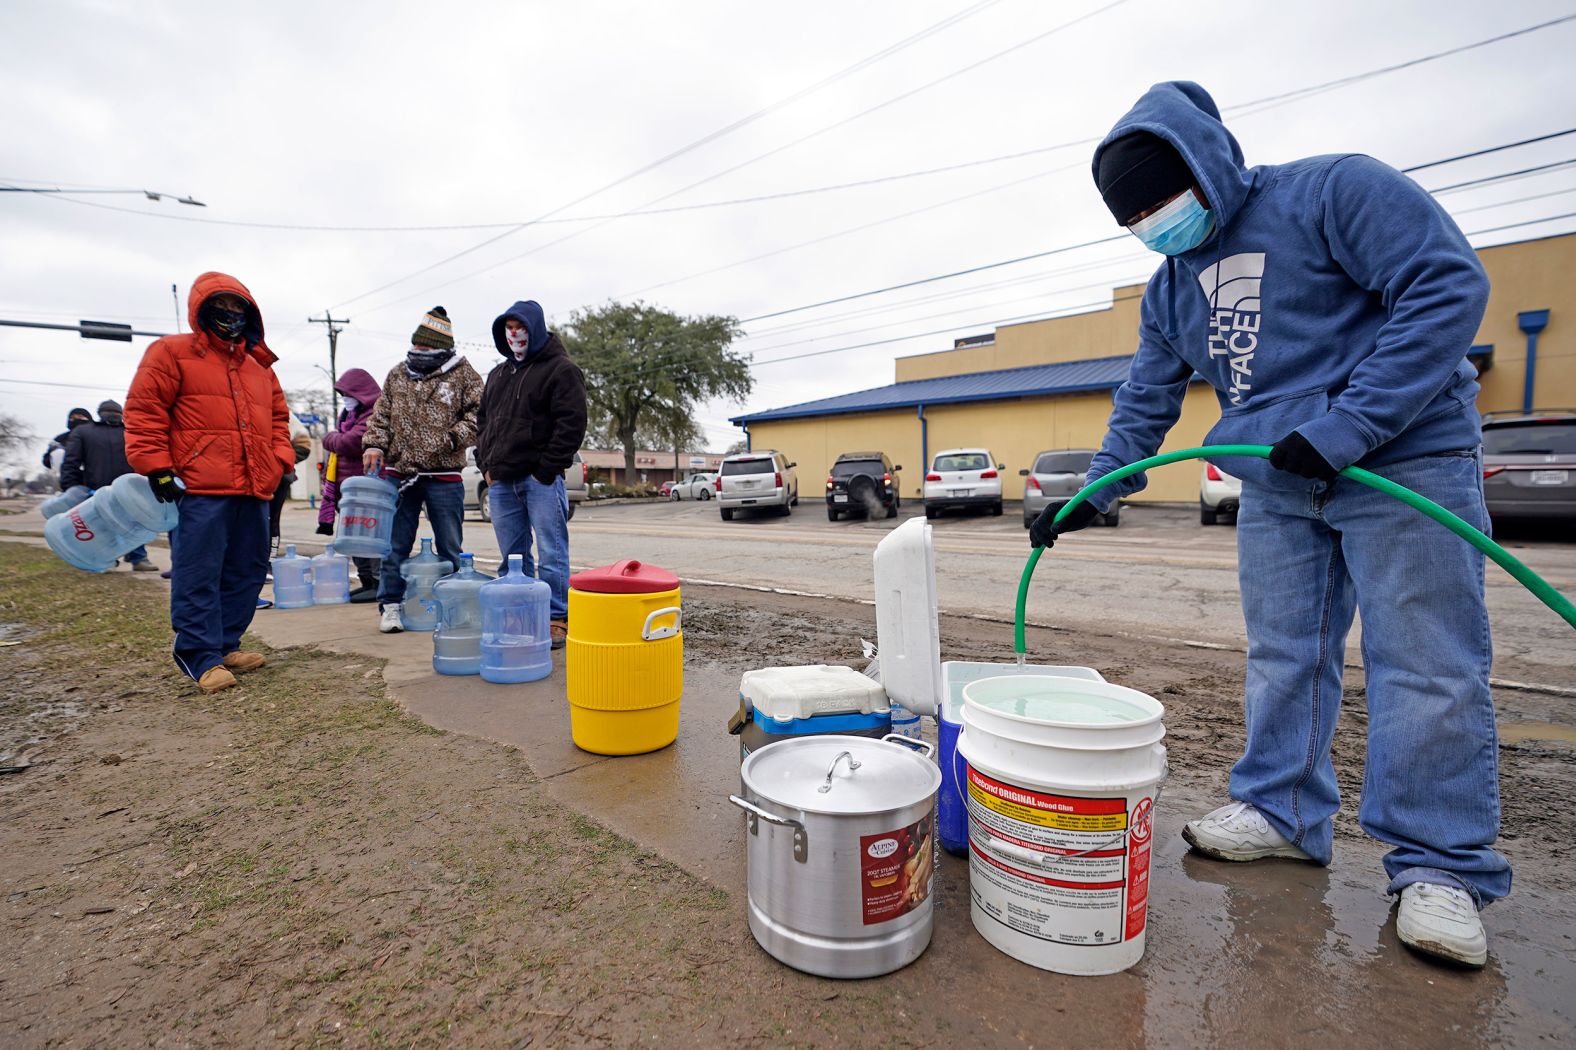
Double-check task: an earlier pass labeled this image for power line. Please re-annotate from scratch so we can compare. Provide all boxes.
[1465,210,1576,237]
[324,0,1013,311]
[1426,158,1576,194]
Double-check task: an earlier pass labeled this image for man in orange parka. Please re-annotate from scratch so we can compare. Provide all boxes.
[125,273,295,694]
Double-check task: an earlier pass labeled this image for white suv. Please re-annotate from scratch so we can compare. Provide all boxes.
[924,447,1004,518]
[1199,462,1242,525]
[717,451,798,520]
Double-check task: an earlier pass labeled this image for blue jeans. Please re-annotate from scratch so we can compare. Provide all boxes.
[376,477,465,606]
[489,476,570,620]
[127,545,148,563]
[1230,449,1509,906]
[169,495,270,679]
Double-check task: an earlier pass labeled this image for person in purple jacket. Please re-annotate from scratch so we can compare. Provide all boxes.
[317,368,383,602]
[1033,81,1500,968]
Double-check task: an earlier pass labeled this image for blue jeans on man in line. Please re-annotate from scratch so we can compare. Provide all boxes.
[168,495,270,680]
[489,475,570,621]
[1230,448,1510,907]
[376,477,465,607]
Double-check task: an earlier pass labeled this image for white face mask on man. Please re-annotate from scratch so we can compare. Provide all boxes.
[505,328,530,359]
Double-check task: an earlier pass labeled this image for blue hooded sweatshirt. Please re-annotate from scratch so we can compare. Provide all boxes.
[491,300,552,360]
[1083,82,1489,503]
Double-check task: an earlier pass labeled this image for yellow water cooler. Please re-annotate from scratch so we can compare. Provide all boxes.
[566,560,683,755]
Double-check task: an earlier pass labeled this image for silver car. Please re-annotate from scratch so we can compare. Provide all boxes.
[1020,449,1120,529]
[1482,411,1576,521]
[718,451,798,521]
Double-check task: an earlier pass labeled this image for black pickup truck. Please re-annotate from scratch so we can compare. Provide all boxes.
[826,451,901,521]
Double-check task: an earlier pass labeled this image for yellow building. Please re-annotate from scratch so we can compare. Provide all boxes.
[734,232,1574,503]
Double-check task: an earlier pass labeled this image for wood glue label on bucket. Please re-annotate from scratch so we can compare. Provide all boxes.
[966,766,1154,946]
[859,817,934,925]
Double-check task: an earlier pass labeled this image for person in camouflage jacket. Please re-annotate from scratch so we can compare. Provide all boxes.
[362,307,484,631]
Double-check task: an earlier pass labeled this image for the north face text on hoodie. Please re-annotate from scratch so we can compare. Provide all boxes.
[1200,252,1266,405]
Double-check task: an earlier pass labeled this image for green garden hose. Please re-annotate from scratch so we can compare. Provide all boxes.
[1014,443,1576,655]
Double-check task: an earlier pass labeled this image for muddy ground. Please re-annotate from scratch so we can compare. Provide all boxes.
[2,540,1574,1047]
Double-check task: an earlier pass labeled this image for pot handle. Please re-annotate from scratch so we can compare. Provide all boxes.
[881,733,935,760]
[818,750,862,793]
[642,606,683,641]
[728,794,808,863]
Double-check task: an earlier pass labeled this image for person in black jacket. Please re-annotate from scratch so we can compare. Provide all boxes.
[476,300,587,649]
[42,407,93,474]
[61,400,158,572]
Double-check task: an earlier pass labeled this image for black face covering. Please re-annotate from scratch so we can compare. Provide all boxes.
[406,348,454,376]
[198,298,249,342]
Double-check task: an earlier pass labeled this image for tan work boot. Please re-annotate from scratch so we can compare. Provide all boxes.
[223,651,266,673]
[550,620,568,650]
[198,666,239,694]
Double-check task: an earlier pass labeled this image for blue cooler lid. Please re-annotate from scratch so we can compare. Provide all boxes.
[753,709,891,735]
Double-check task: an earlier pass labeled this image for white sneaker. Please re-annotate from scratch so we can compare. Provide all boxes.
[1182,801,1313,862]
[379,605,404,634]
[1396,883,1487,968]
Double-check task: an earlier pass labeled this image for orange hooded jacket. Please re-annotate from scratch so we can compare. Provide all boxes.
[125,272,294,499]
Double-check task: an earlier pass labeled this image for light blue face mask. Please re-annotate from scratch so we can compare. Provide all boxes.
[1128,189,1215,256]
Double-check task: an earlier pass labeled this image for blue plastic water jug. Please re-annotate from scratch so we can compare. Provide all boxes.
[39,485,92,520]
[333,474,398,558]
[399,537,449,631]
[45,473,180,573]
[310,545,351,605]
[479,554,552,684]
[271,544,314,609]
[430,553,493,676]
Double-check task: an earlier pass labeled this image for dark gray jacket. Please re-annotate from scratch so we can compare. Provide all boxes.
[61,414,135,490]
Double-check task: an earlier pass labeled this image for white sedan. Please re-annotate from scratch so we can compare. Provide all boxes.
[670,472,718,501]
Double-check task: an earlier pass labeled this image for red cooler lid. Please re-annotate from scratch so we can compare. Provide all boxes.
[570,559,679,594]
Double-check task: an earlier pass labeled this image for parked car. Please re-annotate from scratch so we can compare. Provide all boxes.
[717,450,798,520]
[826,452,901,520]
[670,472,717,501]
[1481,410,1576,522]
[923,448,1003,518]
[464,448,585,523]
[1019,449,1119,529]
[659,480,676,498]
[1200,461,1243,525]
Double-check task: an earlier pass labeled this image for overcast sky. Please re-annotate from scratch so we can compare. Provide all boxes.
[3,0,1574,473]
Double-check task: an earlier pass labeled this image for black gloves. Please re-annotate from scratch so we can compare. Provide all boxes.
[147,470,183,503]
[532,466,561,486]
[1030,499,1102,549]
[1269,431,1338,481]
[315,521,334,536]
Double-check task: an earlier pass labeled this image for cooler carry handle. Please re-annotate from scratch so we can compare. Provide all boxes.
[641,606,683,641]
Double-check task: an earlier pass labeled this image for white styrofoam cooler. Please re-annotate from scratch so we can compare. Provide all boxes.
[739,664,890,721]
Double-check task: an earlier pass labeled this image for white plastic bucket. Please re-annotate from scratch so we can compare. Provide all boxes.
[958,675,1166,976]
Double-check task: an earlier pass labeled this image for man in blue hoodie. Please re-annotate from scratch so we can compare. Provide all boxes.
[1031,82,1501,967]
[476,301,588,649]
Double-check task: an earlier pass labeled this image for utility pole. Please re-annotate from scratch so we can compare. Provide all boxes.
[308,310,351,416]
[171,283,182,332]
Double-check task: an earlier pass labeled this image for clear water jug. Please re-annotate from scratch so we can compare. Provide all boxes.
[39,485,92,519]
[271,544,314,609]
[333,474,398,558]
[45,473,180,573]
[430,553,493,676]
[479,554,552,684]
[399,537,450,632]
[310,545,351,605]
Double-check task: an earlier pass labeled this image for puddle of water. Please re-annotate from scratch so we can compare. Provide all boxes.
[1499,721,1576,746]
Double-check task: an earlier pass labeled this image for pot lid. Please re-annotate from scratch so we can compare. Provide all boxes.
[569,559,679,594]
[741,736,940,815]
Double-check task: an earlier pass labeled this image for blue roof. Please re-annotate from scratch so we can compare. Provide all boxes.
[731,354,1138,425]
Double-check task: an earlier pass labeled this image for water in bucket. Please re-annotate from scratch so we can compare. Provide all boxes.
[333,474,398,558]
[44,473,180,573]
[271,545,314,609]
[399,538,449,631]
[430,553,492,676]
[310,546,351,605]
[39,485,92,519]
[479,554,552,684]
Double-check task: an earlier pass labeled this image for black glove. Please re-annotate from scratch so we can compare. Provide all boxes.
[147,470,183,503]
[315,521,334,536]
[532,466,560,486]
[1030,499,1102,549]
[1269,431,1338,481]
